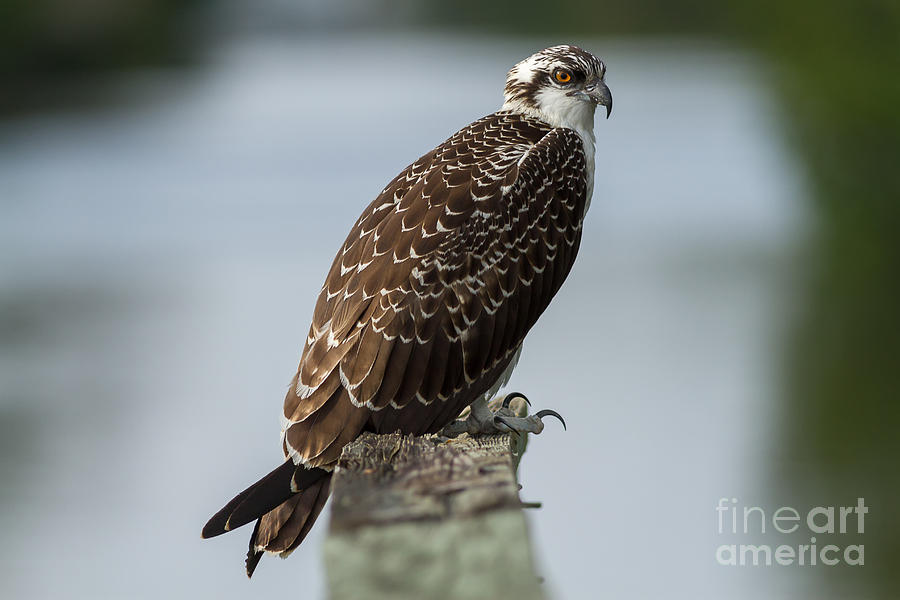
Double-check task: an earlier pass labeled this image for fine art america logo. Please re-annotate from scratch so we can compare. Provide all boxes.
[715,498,867,567]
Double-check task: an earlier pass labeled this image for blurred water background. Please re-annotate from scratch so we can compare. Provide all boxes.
[1,1,897,599]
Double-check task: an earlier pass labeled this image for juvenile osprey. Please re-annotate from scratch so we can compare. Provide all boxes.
[202,44,611,576]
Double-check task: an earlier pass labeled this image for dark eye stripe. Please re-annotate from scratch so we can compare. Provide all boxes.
[552,70,587,84]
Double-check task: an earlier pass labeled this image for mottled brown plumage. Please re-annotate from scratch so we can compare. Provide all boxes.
[283,113,587,463]
[202,44,611,577]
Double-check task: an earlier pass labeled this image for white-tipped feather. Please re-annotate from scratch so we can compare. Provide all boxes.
[206,45,608,573]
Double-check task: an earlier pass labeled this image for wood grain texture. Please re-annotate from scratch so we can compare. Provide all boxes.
[325,430,544,600]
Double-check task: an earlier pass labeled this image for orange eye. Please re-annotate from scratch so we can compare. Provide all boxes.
[554,70,572,83]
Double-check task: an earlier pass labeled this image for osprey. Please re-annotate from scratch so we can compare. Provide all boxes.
[202,44,612,576]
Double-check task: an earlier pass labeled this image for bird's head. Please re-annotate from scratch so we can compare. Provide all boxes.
[502,45,611,132]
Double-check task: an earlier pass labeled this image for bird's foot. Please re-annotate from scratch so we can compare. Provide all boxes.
[491,392,567,436]
[440,392,566,438]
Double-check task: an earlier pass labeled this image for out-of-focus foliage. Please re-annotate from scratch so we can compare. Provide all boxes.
[736,1,900,596]
[423,0,732,35]
[0,0,206,72]
[0,0,206,112]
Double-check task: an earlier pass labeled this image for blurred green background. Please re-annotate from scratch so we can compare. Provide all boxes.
[1,1,897,598]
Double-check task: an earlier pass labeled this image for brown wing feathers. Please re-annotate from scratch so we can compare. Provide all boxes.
[205,111,589,573]
[280,114,587,455]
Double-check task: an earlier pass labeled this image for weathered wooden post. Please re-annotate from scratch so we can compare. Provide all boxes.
[323,399,545,600]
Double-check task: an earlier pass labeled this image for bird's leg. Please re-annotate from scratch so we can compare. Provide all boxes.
[440,392,566,437]
[439,397,491,437]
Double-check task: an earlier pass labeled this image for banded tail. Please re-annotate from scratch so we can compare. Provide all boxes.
[202,461,331,577]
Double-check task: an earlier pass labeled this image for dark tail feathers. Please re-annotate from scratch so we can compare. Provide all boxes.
[202,460,330,576]
[244,474,331,576]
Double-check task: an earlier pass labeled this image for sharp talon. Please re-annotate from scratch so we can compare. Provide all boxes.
[502,392,531,409]
[534,409,567,431]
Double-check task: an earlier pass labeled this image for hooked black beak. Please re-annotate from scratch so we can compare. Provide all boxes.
[591,82,612,119]
[567,80,613,118]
